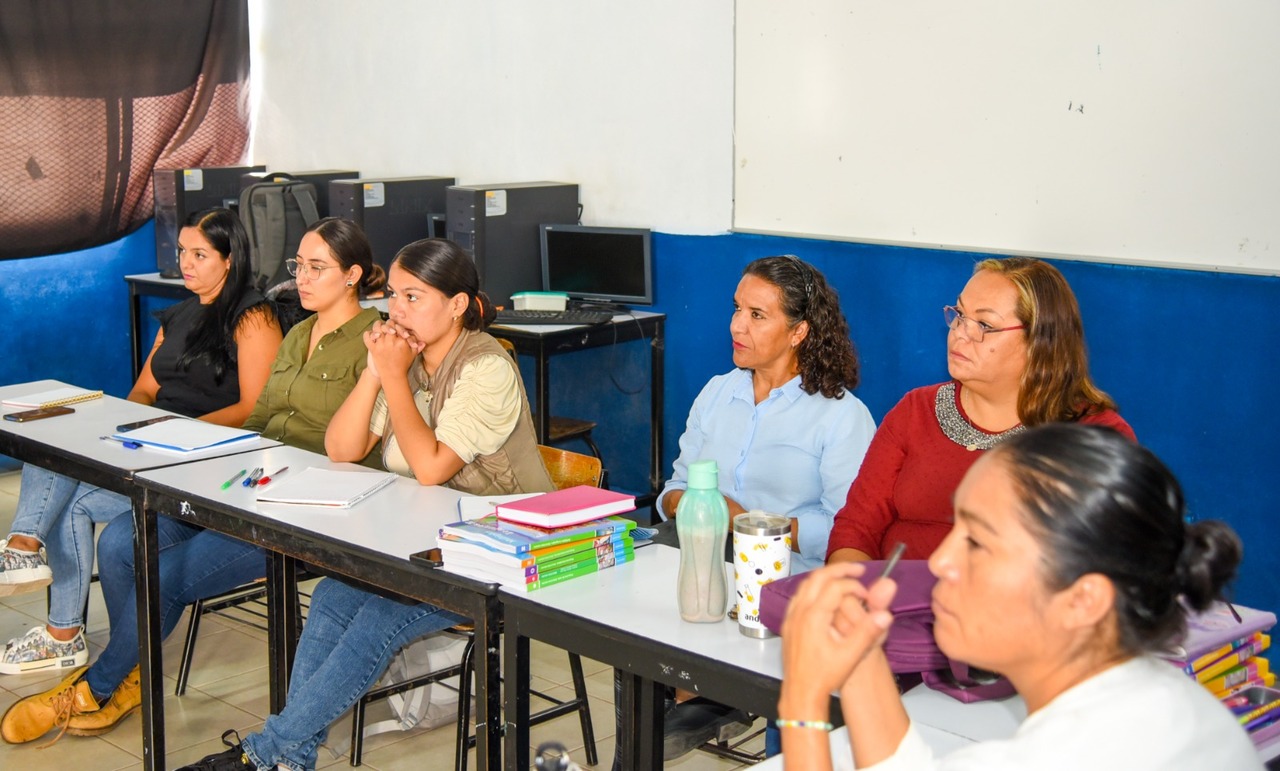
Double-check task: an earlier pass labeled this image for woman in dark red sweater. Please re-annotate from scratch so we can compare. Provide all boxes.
[826,257,1134,563]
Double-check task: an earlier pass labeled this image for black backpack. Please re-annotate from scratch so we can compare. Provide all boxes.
[239,173,320,292]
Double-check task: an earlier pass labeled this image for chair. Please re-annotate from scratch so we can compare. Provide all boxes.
[347,446,603,769]
[495,336,606,468]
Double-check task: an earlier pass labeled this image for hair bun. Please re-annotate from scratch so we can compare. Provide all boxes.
[1175,520,1242,611]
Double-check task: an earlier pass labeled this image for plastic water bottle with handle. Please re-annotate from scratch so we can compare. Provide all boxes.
[676,459,730,622]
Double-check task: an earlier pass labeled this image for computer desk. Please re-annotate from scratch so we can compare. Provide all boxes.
[500,544,1027,771]
[490,311,665,504]
[0,380,281,771]
[135,445,505,771]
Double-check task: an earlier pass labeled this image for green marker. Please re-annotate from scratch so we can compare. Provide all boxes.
[221,469,247,490]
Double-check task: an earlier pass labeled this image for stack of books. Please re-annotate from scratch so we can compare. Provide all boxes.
[438,485,638,592]
[1163,602,1280,745]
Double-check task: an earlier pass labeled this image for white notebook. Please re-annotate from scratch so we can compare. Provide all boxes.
[113,419,258,453]
[256,468,398,508]
[3,387,103,409]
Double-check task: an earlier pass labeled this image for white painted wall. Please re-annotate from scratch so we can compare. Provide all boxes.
[248,0,733,234]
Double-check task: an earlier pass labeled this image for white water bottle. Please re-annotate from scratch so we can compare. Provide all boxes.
[676,459,729,623]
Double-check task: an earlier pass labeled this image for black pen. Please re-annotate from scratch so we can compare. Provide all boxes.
[243,467,264,487]
[256,466,289,486]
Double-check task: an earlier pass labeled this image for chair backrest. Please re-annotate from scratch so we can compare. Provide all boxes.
[538,445,603,490]
[495,336,516,358]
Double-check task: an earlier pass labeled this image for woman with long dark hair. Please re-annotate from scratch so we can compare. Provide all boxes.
[0,208,280,677]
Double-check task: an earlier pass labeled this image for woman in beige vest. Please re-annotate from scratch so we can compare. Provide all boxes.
[178,237,552,771]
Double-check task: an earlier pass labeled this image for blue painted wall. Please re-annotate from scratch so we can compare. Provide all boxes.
[6,225,1277,614]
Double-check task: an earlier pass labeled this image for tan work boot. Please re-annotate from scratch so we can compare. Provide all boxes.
[67,665,141,736]
[1,666,101,744]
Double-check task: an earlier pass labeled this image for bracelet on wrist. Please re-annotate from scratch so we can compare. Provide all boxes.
[773,718,834,731]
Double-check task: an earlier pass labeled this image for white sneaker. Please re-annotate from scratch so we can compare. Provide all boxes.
[0,624,89,675]
[0,538,53,596]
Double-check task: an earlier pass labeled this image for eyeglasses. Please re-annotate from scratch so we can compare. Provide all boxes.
[285,259,337,281]
[943,305,1025,342]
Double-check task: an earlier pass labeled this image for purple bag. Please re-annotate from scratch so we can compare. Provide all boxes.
[759,560,1014,703]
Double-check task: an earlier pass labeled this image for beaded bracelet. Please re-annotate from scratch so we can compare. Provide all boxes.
[774,718,834,731]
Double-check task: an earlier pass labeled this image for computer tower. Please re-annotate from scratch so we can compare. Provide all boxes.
[330,176,455,270]
[153,165,265,277]
[446,182,580,307]
[240,169,360,218]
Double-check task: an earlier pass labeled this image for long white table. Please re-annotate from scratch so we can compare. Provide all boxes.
[135,445,506,770]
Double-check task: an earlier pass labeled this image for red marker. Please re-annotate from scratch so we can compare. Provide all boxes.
[256,466,289,487]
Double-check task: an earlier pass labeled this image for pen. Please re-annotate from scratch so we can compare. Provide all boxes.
[256,466,289,486]
[878,541,908,582]
[243,467,264,487]
[221,469,247,490]
[100,435,141,450]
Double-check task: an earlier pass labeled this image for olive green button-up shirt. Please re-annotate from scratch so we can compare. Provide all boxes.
[243,307,380,465]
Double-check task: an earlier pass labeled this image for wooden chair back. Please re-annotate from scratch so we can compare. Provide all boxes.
[538,445,603,490]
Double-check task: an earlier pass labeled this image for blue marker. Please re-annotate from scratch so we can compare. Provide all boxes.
[243,467,265,487]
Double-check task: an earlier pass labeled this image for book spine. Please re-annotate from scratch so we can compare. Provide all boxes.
[535,546,636,580]
[1213,672,1277,700]
[1238,695,1280,726]
[525,550,636,592]
[1203,658,1270,695]
[1196,636,1270,683]
[534,537,634,572]
[1185,632,1263,675]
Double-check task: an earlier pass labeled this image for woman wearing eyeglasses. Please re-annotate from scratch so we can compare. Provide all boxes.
[827,257,1134,565]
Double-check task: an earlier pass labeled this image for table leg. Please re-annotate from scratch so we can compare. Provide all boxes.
[617,671,665,770]
[130,284,144,381]
[133,494,166,771]
[502,609,530,771]
[265,552,299,714]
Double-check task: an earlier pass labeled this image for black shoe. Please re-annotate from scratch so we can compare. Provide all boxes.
[662,698,752,761]
[177,729,255,770]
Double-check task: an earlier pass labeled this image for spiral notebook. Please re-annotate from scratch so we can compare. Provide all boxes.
[3,387,103,409]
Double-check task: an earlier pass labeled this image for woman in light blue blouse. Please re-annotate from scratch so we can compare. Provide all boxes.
[659,255,875,572]
[646,255,876,765]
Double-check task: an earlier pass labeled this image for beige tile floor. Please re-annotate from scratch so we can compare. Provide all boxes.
[0,470,764,770]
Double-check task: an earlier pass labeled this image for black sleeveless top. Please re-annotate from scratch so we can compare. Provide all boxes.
[150,291,268,417]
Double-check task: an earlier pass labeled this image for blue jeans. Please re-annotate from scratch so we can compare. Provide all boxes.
[242,578,464,771]
[8,465,132,630]
[84,514,266,700]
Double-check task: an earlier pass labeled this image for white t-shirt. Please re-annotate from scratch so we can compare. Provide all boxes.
[757,656,1263,770]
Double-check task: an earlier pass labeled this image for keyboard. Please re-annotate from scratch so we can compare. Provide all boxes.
[493,308,615,326]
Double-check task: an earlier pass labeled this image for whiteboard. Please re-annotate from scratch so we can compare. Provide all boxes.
[734,1,1280,274]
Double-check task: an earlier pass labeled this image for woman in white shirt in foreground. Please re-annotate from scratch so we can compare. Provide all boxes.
[778,423,1261,770]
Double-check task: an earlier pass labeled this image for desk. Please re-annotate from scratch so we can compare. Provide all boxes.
[125,273,191,380]
[0,380,280,770]
[490,312,665,501]
[136,445,505,770]
[501,545,1025,771]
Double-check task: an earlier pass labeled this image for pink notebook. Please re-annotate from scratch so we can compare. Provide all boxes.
[496,485,636,528]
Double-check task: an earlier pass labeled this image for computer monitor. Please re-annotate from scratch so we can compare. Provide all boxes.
[540,224,653,307]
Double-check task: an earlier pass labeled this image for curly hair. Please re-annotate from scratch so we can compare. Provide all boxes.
[974,257,1116,425]
[742,256,859,398]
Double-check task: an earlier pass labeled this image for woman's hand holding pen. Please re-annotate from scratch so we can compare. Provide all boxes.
[779,563,898,709]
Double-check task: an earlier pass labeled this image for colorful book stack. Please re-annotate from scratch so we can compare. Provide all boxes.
[1163,602,1280,745]
[438,485,638,592]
